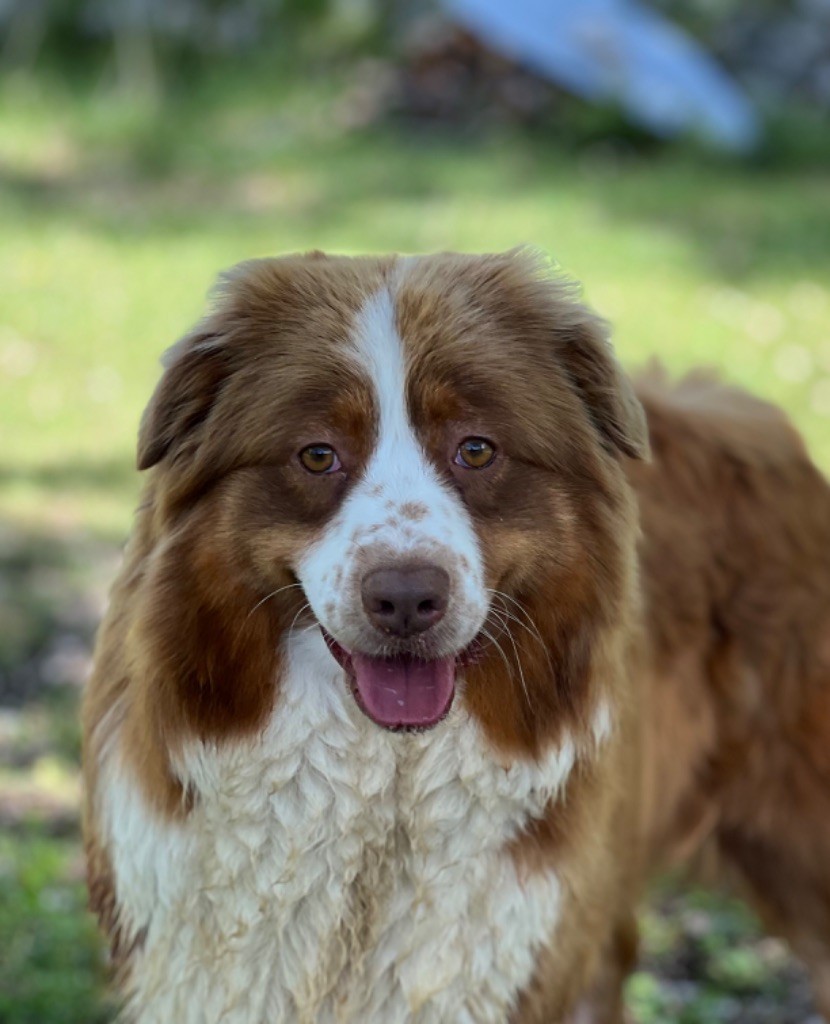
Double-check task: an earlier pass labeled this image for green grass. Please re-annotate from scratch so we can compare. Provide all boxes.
[1,57,828,1022]
[0,833,112,1024]
[630,883,816,1023]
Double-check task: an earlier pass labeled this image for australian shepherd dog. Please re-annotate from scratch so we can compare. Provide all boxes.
[82,249,830,1023]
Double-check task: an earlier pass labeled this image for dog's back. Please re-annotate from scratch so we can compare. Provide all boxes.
[630,370,830,1011]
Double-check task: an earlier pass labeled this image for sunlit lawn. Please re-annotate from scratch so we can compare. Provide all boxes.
[1,58,828,1023]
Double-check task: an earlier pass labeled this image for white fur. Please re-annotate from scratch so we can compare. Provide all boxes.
[591,698,613,748]
[100,761,189,935]
[297,282,487,657]
[101,628,582,1023]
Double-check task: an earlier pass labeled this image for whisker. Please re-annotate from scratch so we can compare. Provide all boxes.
[486,593,556,713]
[483,606,512,643]
[478,625,514,679]
[481,607,535,712]
[246,582,304,622]
[488,590,555,678]
[493,609,534,711]
[286,602,313,645]
[232,582,307,654]
[487,589,546,648]
[489,589,544,641]
[509,632,534,712]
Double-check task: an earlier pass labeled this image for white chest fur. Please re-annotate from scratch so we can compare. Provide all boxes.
[101,630,578,1024]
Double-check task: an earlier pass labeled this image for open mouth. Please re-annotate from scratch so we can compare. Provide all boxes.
[322,629,480,732]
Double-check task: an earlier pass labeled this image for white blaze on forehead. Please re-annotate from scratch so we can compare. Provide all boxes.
[297,281,488,655]
[350,284,446,505]
[355,282,411,453]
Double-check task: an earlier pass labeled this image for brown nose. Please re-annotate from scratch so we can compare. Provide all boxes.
[361,565,450,638]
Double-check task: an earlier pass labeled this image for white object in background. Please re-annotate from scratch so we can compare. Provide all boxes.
[442,0,761,152]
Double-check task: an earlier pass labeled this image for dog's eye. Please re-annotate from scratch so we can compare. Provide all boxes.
[455,437,496,469]
[299,444,340,474]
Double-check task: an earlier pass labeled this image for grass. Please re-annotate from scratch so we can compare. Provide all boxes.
[1,53,828,1022]
[0,833,112,1024]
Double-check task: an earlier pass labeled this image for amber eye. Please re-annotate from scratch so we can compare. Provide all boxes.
[455,437,496,469]
[299,444,340,474]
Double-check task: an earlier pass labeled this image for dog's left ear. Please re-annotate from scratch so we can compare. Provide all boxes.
[557,315,650,461]
[498,248,649,460]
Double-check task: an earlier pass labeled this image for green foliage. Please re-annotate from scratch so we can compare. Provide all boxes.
[0,834,113,1024]
[1,0,370,72]
[631,883,815,1022]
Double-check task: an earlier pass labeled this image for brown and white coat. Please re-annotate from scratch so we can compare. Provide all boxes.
[82,250,830,1023]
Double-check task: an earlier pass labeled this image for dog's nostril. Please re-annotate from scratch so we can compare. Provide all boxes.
[361,564,450,639]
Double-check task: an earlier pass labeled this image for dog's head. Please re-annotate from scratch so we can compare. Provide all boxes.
[134,250,647,758]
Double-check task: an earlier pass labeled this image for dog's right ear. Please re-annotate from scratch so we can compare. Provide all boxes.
[137,327,232,471]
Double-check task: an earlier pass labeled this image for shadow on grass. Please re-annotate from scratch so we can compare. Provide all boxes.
[0,518,116,1021]
[0,516,118,710]
[0,508,116,828]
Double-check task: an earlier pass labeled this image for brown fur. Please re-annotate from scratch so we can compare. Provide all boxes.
[631,370,830,1015]
[82,250,830,1021]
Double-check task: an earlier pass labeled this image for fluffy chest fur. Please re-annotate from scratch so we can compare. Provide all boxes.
[101,630,576,1024]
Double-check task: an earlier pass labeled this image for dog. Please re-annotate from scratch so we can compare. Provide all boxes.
[82,249,830,1023]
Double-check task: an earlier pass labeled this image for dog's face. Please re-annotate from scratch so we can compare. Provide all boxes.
[295,285,488,728]
[137,250,647,750]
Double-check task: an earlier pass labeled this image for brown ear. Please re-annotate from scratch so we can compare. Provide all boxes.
[124,526,293,815]
[557,315,650,461]
[135,531,287,746]
[137,329,232,471]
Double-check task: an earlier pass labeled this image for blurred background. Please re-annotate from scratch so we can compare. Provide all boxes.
[1,1,829,1021]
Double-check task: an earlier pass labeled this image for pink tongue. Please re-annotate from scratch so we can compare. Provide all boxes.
[350,653,456,729]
